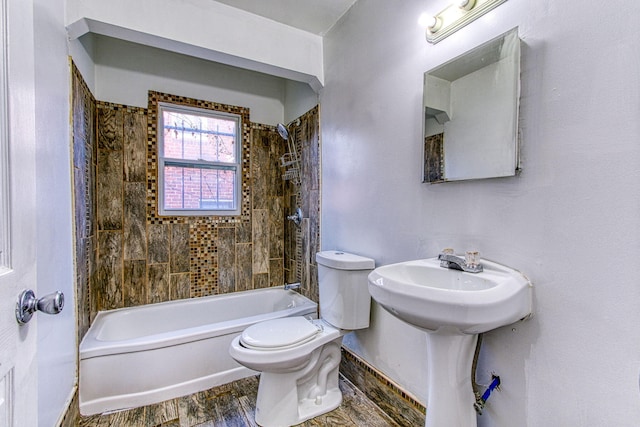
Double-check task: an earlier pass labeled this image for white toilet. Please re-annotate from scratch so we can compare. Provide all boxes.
[229,250,374,427]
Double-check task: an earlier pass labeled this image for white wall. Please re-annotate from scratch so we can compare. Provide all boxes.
[71,34,316,126]
[321,0,640,425]
[33,0,77,424]
[66,0,324,90]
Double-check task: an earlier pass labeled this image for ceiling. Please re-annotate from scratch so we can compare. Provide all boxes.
[212,0,358,36]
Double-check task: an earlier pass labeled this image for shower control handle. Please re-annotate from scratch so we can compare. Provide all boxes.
[287,208,303,227]
[16,289,65,325]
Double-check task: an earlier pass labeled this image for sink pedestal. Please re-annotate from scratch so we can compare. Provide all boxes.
[425,331,478,427]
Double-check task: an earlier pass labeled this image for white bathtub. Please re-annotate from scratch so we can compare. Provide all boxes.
[79,287,317,415]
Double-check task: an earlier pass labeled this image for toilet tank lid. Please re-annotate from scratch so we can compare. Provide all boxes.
[316,251,375,270]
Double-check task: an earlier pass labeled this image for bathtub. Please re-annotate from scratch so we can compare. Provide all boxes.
[79,287,317,416]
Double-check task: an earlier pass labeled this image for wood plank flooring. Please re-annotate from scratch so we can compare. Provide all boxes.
[79,375,400,427]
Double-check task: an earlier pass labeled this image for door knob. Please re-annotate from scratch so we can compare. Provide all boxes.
[15,289,64,325]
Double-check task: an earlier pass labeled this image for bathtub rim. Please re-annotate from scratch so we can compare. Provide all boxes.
[80,286,318,359]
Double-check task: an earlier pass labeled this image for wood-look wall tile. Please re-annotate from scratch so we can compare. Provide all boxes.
[307,113,320,192]
[97,149,123,230]
[236,219,252,244]
[88,238,98,322]
[88,144,97,236]
[217,227,236,294]
[124,182,146,260]
[308,188,320,265]
[95,231,123,312]
[148,263,170,304]
[76,238,91,340]
[170,223,190,273]
[300,218,311,294]
[148,224,169,264]
[236,243,252,292]
[307,264,318,304]
[285,259,297,285]
[253,273,269,289]
[252,209,268,274]
[269,196,284,258]
[269,258,284,288]
[97,107,123,151]
[124,259,147,307]
[73,167,87,238]
[123,111,146,183]
[251,132,269,210]
[170,273,190,300]
[268,132,284,198]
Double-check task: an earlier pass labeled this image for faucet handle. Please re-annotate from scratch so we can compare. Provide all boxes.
[442,248,455,255]
[465,251,480,268]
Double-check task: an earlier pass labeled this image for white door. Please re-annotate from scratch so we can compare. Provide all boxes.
[0,0,39,424]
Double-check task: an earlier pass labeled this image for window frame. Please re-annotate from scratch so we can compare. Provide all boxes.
[157,102,242,217]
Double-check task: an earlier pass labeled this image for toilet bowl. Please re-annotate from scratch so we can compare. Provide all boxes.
[229,317,345,426]
[228,250,375,427]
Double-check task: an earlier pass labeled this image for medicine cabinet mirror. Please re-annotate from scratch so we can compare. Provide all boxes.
[423,27,520,183]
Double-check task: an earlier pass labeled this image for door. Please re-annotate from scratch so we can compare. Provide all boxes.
[0,0,39,424]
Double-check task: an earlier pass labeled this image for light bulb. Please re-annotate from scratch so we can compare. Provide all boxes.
[457,0,476,10]
[419,13,442,32]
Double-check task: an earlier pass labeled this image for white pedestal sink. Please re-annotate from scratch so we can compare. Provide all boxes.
[367,256,532,427]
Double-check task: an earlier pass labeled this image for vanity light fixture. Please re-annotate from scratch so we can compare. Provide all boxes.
[424,0,508,44]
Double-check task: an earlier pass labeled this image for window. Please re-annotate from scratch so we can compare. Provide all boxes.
[158,103,241,216]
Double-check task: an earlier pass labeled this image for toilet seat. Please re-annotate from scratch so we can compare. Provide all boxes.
[240,317,321,351]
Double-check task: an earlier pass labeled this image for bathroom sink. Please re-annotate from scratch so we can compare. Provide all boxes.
[367,257,532,334]
[369,255,532,427]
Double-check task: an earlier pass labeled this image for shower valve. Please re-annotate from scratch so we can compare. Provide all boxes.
[287,208,303,227]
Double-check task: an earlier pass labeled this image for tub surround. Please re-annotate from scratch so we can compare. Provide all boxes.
[71,63,321,328]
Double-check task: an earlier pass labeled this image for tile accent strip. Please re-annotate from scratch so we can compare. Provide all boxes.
[340,347,426,426]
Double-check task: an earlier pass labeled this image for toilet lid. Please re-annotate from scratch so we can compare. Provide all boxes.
[240,317,320,350]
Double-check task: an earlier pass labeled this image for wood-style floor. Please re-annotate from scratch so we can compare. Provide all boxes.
[78,375,400,427]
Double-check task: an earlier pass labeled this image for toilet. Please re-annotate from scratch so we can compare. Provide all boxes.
[229,250,374,427]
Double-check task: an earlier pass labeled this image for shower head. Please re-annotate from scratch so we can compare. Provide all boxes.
[276,123,289,141]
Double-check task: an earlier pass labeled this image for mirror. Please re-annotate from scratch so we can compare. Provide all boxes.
[423,27,520,183]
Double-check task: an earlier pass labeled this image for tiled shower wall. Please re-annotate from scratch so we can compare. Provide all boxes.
[71,64,321,331]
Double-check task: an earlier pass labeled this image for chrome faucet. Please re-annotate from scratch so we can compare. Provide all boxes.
[437,249,483,273]
[284,282,301,291]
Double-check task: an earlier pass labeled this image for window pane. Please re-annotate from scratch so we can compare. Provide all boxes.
[164,165,236,211]
[162,110,237,163]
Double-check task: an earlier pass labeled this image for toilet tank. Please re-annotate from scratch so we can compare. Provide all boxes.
[316,251,375,330]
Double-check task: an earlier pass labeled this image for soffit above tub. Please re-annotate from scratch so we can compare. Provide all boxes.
[65,0,328,91]
[212,0,358,36]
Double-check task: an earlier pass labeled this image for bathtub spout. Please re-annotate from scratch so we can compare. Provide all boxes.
[284,282,301,291]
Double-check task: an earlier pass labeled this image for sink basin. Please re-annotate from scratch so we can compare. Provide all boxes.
[367,257,532,334]
[368,256,533,427]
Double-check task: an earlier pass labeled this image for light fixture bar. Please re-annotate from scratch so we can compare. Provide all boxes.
[426,0,508,44]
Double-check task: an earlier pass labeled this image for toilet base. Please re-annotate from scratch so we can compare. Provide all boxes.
[254,338,343,427]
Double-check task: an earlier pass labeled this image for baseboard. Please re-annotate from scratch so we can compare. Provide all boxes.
[340,347,426,426]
